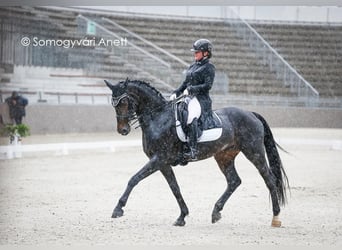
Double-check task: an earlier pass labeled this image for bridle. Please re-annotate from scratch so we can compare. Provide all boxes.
[110,91,175,129]
[111,93,137,121]
[111,93,128,107]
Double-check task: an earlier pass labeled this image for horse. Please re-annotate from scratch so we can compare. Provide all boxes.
[105,79,289,227]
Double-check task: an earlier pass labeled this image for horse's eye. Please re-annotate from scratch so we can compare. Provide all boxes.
[121,98,129,105]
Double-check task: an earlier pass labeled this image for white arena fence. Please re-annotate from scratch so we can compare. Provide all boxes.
[0,139,141,159]
[0,138,341,160]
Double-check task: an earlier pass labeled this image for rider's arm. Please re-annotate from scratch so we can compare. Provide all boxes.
[173,80,188,96]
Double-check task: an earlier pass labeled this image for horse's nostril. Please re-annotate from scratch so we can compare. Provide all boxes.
[120,127,130,135]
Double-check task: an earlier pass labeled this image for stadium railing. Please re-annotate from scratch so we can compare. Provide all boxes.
[224,7,320,107]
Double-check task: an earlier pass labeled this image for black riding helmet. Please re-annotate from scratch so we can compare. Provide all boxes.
[11,91,19,98]
[191,39,213,58]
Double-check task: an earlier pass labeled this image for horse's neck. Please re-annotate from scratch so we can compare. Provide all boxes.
[128,83,166,114]
[126,82,170,131]
[138,101,173,133]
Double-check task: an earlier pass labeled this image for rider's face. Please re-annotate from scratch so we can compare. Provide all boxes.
[194,51,202,61]
[194,51,208,61]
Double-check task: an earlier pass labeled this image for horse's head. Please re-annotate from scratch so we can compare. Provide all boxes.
[105,79,135,135]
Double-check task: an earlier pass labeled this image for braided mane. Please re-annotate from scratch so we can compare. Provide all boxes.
[127,79,167,103]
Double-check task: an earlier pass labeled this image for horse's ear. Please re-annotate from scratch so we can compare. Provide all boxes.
[104,80,114,90]
[124,77,129,87]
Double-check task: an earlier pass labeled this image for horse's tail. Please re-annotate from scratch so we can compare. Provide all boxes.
[252,112,289,206]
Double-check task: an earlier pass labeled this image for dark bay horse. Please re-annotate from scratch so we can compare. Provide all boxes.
[105,79,289,227]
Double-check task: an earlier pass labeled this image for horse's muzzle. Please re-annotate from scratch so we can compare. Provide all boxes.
[118,125,130,135]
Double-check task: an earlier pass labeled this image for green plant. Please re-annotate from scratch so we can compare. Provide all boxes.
[1,124,30,138]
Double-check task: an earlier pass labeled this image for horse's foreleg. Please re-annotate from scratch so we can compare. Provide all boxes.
[160,166,189,226]
[112,156,159,218]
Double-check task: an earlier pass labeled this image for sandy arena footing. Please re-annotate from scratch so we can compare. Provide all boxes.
[0,128,341,246]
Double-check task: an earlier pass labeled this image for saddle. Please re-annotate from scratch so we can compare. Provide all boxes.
[175,98,222,143]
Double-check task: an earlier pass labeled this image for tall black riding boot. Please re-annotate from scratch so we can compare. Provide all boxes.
[184,118,199,160]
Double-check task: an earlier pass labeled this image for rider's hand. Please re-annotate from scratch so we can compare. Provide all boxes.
[183,89,189,96]
[169,93,177,101]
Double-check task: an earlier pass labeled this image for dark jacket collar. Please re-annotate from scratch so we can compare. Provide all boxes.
[195,57,209,65]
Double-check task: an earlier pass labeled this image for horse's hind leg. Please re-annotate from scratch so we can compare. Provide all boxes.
[242,145,281,227]
[212,150,241,223]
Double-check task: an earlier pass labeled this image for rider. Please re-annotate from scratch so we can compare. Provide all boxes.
[5,91,29,125]
[170,38,215,160]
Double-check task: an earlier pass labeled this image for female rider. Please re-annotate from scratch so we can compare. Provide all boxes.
[170,39,215,160]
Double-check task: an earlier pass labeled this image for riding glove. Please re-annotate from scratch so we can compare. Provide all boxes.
[169,93,177,101]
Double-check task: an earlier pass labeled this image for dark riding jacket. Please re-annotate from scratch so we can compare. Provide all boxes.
[6,95,28,119]
[173,58,215,126]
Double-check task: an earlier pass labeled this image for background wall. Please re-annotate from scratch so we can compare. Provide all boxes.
[24,104,116,134]
[22,104,342,134]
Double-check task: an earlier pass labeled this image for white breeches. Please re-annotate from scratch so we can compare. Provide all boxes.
[186,96,201,124]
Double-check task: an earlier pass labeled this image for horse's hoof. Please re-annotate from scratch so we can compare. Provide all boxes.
[212,212,222,224]
[271,216,281,227]
[173,218,186,226]
[112,207,124,218]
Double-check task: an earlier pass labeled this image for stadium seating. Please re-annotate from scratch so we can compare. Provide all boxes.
[0,6,341,103]
[252,22,342,98]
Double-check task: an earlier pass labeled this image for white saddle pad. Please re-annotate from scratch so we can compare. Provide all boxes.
[175,112,223,143]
